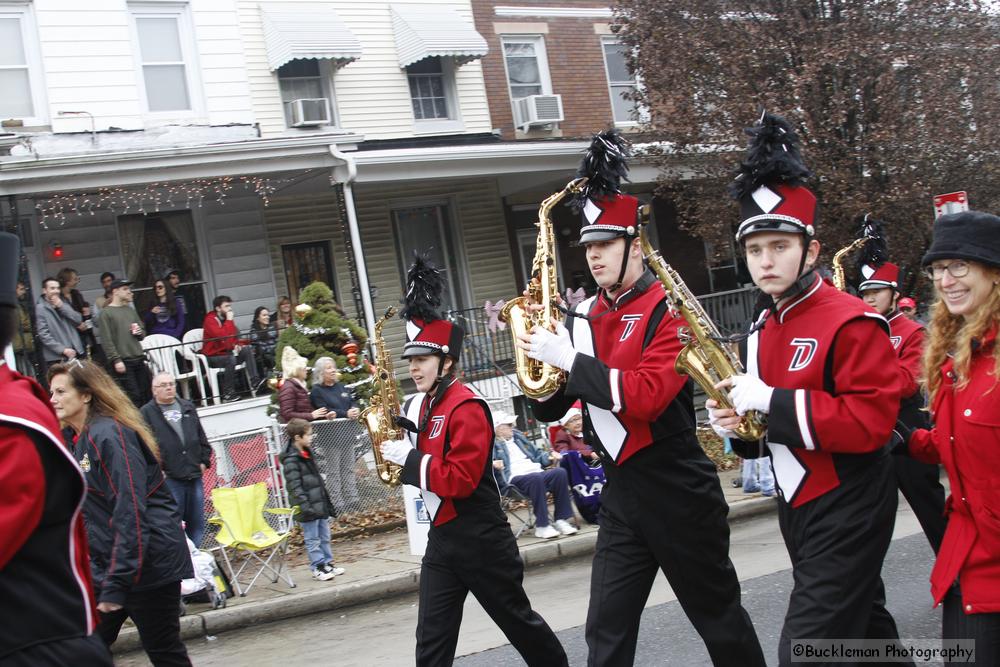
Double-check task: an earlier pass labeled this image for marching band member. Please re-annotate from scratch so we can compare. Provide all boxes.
[519,131,765,667]
[895,211,1000,664]
[707,113,909,667]
[858,254,945,552]
[380,255,566,667]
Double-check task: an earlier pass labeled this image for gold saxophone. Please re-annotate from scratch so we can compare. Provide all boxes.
[360,307,404,486]
[501,177,586,399]
[831,237,868,291]
[640,219,767,441]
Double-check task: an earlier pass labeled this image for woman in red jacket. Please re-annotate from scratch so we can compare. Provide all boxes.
[278,346,326,423]
[900,210,1000,663]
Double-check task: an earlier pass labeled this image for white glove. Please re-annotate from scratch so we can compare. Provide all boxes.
[708,408,738,440]
[728,375,774,416]
[381,439,411,465]
[526,321,577,372]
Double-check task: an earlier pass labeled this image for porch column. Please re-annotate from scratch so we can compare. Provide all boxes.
[329,146,378,349]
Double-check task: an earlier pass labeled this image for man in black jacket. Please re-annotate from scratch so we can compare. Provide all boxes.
[141,371,213,546]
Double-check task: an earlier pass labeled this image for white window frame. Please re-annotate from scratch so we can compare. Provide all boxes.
[276,58,339,129]
[127,2,205,122]
[406,57,464,135]
[499,34,553,105]
[0,3,48,126]
[600,37,646,126]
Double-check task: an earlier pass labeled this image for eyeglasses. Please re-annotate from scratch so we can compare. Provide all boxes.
[924,260,970,280]
[153,382,176,388]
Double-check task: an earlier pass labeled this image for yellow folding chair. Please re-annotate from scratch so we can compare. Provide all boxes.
[209,483,297,596]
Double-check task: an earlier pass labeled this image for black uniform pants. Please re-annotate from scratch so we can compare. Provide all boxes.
[97,581,191,667]
[585,444,765,667]
[942,586,1000,667]
[893,455,946,553]
[777,452,911,667]
[0,634,112,667]
[415,513,566,667]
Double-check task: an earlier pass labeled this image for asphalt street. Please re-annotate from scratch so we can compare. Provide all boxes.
[116,500,939,666]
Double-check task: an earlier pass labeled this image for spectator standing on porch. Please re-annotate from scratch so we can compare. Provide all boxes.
[57,267,99,357]
[141,371,213,547]
[13,280,37,378]
[249,306,278,379]
[35,276,85,372]
[95,272,115,309]
[275,296,293,331]
[201,295,261,402]
[98,279,150,407]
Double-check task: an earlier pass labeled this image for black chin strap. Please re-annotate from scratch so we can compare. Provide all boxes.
[723,268,818,345]
[609,233,637,293]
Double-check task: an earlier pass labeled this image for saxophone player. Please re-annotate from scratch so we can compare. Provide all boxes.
[707,113,910,667]
[379,254,566,667]
[516,131,765,667]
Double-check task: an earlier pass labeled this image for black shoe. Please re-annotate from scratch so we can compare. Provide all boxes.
[222,393,240,403]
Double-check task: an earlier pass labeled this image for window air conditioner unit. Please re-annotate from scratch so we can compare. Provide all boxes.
[290,98,330,127]
[514,94,563,131]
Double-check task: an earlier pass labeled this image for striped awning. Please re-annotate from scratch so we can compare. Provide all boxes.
[260,4,362,72]
[390,4,488,69]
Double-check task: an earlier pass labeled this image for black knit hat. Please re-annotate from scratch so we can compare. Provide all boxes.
[0,232,19,308]
[922,211,1000,268]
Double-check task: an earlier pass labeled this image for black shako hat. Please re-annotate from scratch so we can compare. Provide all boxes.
[922,210,1000,269]
[0,232,18,308]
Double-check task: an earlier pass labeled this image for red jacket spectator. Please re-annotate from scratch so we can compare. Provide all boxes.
[202,312,238,357]
[552,429,594,457]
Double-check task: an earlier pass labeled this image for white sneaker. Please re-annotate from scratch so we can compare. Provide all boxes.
[312,566,336,581]
[534,524,560,539]
[553,519,578,536]
[324,564,346,577]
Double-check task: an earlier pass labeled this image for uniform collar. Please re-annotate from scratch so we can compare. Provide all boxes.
[886,310,904,323]
[599,269,656,311]
[775,272,822,324]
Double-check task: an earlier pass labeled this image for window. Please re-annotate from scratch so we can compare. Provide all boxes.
[602,38,641,124]
[129,4,199,114]
[501,36,551,100]
[0,6,45,124]
[406,57,451,121]
[282,241,335,298]
[277,59,336,127]
[392,204,467,312]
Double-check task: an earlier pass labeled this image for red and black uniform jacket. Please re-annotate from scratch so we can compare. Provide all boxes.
[733,273,901,508]
[71,415,192,606]
[531,269,695,465]
[909,328,1000,613]
[0,363,99,659]
[399,380,499,527]
[202,312,238,357]
[888,310,928,428]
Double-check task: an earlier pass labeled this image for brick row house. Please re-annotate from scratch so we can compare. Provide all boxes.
[0,0,745,413]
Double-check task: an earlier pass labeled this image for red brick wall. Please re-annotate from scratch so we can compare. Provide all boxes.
[471,0,619,140]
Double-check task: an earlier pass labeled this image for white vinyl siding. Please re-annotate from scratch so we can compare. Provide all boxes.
[238,0,491,139]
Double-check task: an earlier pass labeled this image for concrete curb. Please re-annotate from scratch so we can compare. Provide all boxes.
[114,496,778,654]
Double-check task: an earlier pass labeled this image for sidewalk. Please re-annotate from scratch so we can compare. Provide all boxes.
[113,469,777,655]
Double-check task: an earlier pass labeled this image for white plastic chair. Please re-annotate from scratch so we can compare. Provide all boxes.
[141,333,203,402]
[183,328,250,405]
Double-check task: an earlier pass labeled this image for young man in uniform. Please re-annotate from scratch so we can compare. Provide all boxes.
[379,255,566,667]
[517,132,765,667]
[859,261,946,552]
[708,113,910,667]
[0,232,112,666]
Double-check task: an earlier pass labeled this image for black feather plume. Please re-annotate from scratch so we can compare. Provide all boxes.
[729,112,812,200]
[400,251,444,322]
[855,214,889,272]
[572,129,631,211]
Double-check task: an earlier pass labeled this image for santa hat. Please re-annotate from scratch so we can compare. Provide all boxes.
[730,112,816,242]
[0,233,18,308]
[573,130,643,245]
[858,262,900,292]
[559,401,583,426]
[399,253,464,360]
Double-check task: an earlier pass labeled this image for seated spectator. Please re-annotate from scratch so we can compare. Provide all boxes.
[201,295,262,402]
[249,306,278,378]
[275,296,294,331]
[143,279,185,338]
[492,413,578,540]
[310,357,361,513]
[551,405,598,462]
[35,276,85,372]
[278,346,326,423]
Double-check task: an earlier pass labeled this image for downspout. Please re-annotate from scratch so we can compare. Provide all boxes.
[329,145,378,351]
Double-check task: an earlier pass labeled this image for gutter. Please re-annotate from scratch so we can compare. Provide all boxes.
[329,145,378,350]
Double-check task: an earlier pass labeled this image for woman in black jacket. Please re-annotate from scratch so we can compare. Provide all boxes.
[48,361,192,667]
